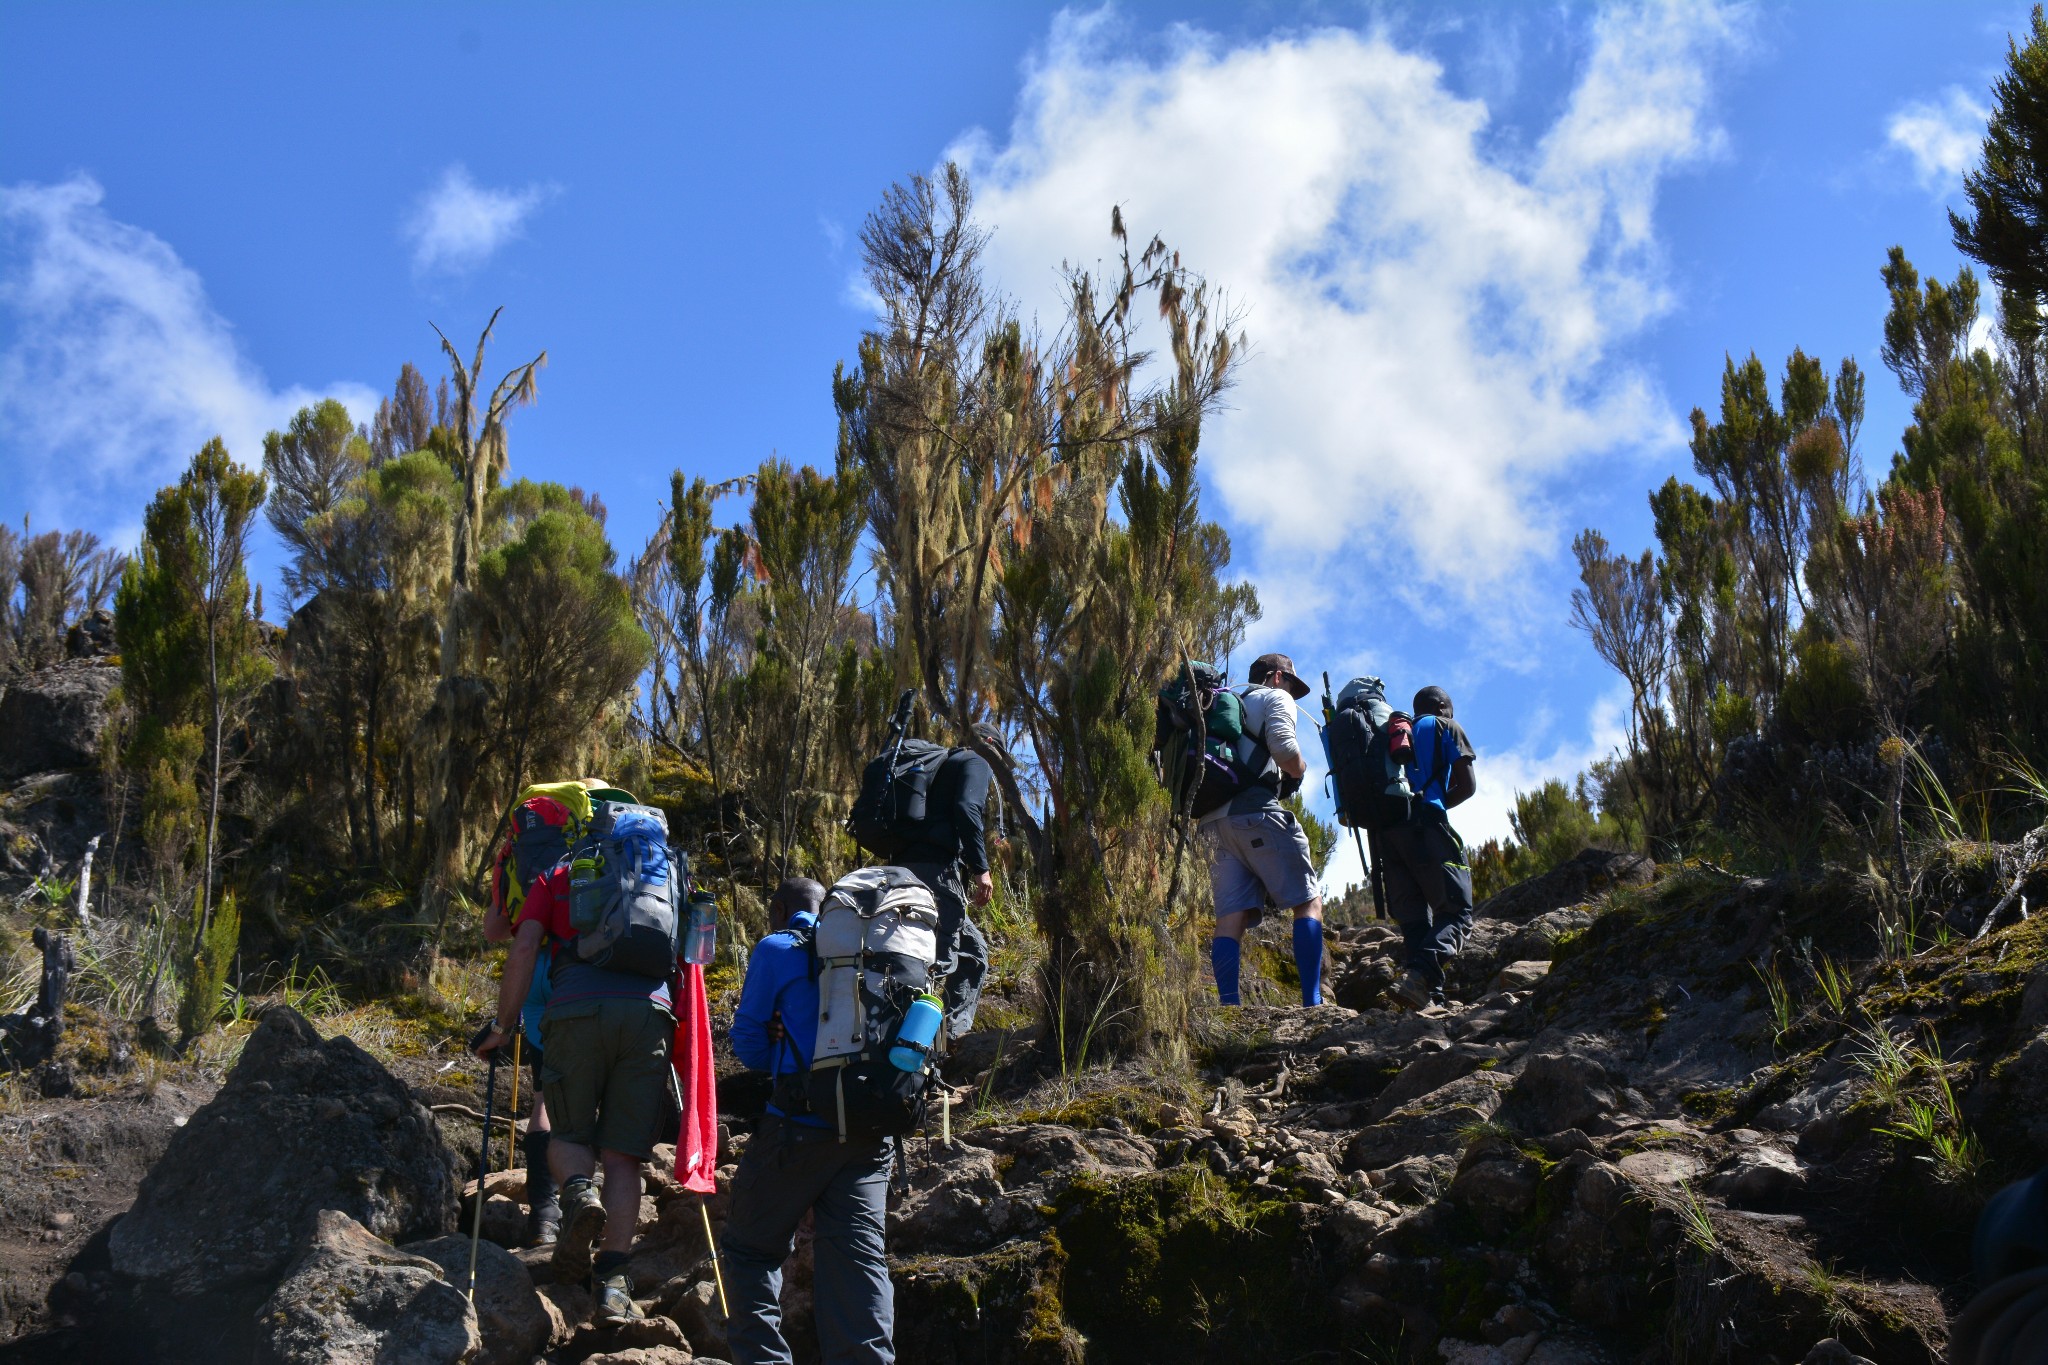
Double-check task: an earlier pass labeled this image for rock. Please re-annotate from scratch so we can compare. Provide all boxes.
[892,1239,1077,1365]
[0,660,116,780]
[1478,848,1653,924]
[1451,1152,1543,1234]
[476,1194,526,1248]
[567,1314,693,1361]
[1753,1078,1856,1135]
[1373,1153,1459,1204]
[111,1007,458,1295]
[404,1234,550,1365]
[665,1277,727,1357]
[583,1349,697,1365]
[1706,1145,1806,1210]
[1344,1075,1508,1171]
[1501,908,1597,962]
[1502,1053,1627,1136]
[1439,1335,1541,1364]
[1491,961,1553,992]
[1800,1340,1877,1365]
[888,1141,1024,1258]
[2018,965,2048,1038]
[538,1282,593,1346]
[1614,1149,1704,1188]
[253,1209,479,1365]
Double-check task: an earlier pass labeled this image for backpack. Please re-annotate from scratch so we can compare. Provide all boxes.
[491,781,601,921]
[1326,677,1417,832]
[780,866,942,1140]
[1154,662,1268,818]
[848,739,954,860]
[562,801,685,980]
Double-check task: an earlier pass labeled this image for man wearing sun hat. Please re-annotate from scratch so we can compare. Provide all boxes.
[1198,652,1328,1007]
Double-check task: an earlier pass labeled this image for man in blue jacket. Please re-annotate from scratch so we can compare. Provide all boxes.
[1383,685,1478,1010]
[723,876,896,1365]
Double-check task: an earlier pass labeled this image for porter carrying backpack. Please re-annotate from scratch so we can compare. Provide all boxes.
[562,800,685,980]
[1154,662,1270,818]
[1326,677,1416,832]
[848,740,954,861]
[785,866,942,1140]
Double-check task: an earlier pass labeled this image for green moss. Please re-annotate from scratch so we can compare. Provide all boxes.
[1680,1087,1740,1121]
[1050,1167,1317,1358]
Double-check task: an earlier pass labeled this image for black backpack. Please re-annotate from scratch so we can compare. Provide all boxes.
[1327,695,1415,832]
[848,739,953,860]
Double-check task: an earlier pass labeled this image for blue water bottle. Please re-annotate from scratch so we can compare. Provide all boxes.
[888,994,944,1072]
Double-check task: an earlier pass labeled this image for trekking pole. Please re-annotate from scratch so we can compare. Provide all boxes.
[466,1040,501,1303]
[1160,651,1206,928]
[1368,830,1388,921]
[699,1200,730,1318]
[506,1033,522,1173]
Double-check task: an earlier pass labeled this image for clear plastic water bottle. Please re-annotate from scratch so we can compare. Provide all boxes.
[682,892,717,966]
[888,993,944,1072]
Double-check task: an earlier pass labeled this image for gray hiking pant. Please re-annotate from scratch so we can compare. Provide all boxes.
[900,860,987,1039]
[1380,808,1475,989]
[722,1115,895,1365]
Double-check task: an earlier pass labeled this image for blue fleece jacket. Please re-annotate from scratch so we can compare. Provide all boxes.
[730,910,824,1124]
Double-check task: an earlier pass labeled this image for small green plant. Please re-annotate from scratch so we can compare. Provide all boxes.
[1456,1118,1515,1148]
[278,959,344,1017]
[1812,954,1853,1017]
[1753,961,1795,1048]
[29,873,78,909]
[1846,1014,1916,1109]
[177,893,241,1045]
[1672,1179,1718,1255]
[1799,1260,1858,1337]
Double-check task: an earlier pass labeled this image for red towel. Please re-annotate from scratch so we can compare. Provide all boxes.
[672,962,719,1194]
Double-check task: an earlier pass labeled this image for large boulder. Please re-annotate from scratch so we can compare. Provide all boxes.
[254,1209,479,1365]
[110,1007,458,1295]
[405,1234,550,1365]
[1501,1053,1631,1137]
[0,660,116,780]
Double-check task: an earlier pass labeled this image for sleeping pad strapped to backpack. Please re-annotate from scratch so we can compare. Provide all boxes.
[773,866,942,1140]
[1154,661,1269,818]
[1326,676,1416,832]
[562,800,685,980]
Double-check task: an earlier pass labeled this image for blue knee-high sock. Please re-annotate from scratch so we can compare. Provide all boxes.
[1210,936,1241,1005]
[1293,917,1325,1006]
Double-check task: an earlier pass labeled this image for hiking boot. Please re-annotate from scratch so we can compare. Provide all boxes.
[550,1176,605,1285]
[595,1268,644,1323]
[1388,970,1433,1011]
[526,1196,561,1247]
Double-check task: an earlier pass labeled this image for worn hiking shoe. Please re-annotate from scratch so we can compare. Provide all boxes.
[550,1176,604,1285]
[1388,970,1433,1011]
[595,1268,644,1323]
[526,1196,561,1248]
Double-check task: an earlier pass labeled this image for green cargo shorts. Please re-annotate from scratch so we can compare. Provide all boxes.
[539,998,678,1159]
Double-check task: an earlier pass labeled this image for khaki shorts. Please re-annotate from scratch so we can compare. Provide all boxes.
[1201,806,1318,917]
[540,998,678,1159]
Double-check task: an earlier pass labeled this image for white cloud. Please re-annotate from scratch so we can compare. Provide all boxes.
[404,165,555,274]
[0,176,377,536]
[953,2,1741,626]
[1887,87,1987,193]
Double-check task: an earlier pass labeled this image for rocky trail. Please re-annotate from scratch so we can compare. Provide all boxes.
[0,845,2042,1363]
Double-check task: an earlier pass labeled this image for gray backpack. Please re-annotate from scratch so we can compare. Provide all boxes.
[565,801,683,980]
[802,866,941,1139]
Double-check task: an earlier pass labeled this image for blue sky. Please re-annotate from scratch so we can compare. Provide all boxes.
[0,1,2027,886]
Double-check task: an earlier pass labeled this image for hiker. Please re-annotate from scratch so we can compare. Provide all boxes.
[724,876,897,1365]
[881,723,998,1039]
[1202,652,1327,1007]
[1383,685,1478,1010]
[484,870,559,1246]
[474,803,683,1323]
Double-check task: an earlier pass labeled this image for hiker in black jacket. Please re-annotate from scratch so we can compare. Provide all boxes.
[892,723,998,1037]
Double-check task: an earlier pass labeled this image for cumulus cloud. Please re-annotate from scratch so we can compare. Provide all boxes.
[1887,87,1988,193]
[0,175,375,534]
[405,165,555,274]
[953,2,1741,625]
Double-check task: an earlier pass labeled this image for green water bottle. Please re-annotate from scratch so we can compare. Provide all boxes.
[569,855,603,930]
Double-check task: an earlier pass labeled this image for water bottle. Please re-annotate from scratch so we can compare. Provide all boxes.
[682,892,717,966]
[569,855,604,930]
[888,993,944,1072]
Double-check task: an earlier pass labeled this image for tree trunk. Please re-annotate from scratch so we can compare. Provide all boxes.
[201,610,221,935]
